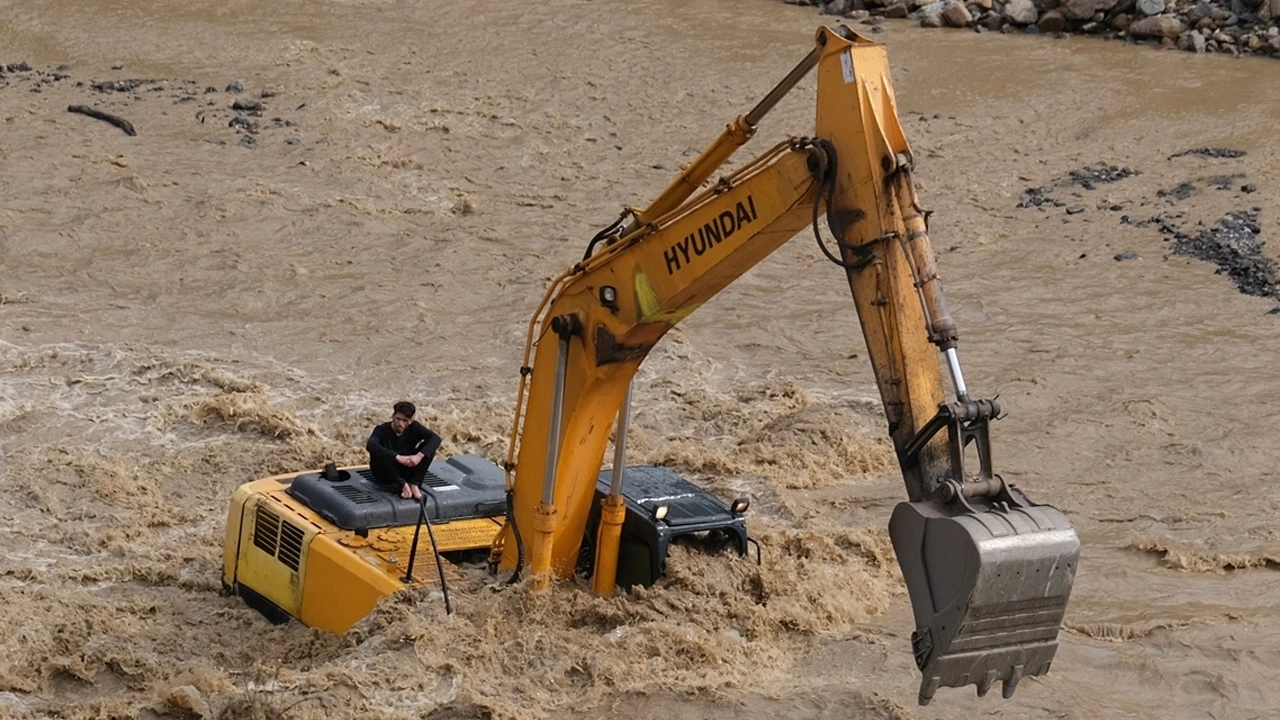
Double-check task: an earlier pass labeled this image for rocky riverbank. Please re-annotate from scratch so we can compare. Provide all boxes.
[792,0,1280,57]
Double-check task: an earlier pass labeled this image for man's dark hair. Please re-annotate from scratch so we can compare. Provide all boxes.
[393,400,416,418]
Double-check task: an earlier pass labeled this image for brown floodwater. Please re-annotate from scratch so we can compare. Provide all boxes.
[1,0,1278,718]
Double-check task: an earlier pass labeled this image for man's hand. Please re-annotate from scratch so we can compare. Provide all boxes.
[398,452,426,468]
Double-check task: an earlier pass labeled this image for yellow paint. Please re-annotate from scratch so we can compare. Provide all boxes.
[499,27,939,580]
[224,468,504,634]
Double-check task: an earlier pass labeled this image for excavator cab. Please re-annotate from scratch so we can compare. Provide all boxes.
[578,465,751,588]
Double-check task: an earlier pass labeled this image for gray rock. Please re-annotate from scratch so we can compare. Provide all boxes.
[1191,28,1208,51]
[1112,12,1133,29]
[1066,205,1085,214]
[921,10,946,24]
[910,0,946,16]
[1134,0,1165,14]
[1059,0,1117,19]
[1128,15,1187,36]
[1114,251,1140,261]
[1038,8,1068,29]
[1004,0,1040,22]
[225,79,244,94]
[943,0,975,24]
[231,98,266,112]
[885,2,910,15]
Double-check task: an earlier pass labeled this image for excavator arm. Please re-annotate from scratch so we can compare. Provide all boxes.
[493,26,1079,706]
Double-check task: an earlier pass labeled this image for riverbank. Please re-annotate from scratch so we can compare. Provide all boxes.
[796,0,1280,56]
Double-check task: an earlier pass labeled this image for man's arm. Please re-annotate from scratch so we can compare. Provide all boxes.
[408,423,442,458]
[366,425,400,462]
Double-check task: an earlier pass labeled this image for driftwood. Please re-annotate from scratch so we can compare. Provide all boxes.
[67,104,136,136]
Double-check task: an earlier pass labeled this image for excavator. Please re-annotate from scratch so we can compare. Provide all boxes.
[221,26,1080,706]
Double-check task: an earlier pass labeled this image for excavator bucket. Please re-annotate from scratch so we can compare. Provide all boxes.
[889,495,1079,705]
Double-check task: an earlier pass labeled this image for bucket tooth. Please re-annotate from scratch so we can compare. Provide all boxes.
[1003,664,1024,699]
[919,676,940,706]
[976,669,997,697]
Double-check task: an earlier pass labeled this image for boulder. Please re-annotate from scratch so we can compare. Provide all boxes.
[910,0,947,16]
[1004,0,1040,22]
[1059,0,1118,19]
[943,0,975,24]
[1134,0,1165,14]
[1038,8,1069,29]
[1127,14,1186,36]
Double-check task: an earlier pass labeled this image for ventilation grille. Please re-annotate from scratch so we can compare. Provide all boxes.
[355,467,454,489]
[253,506,280,556]
[278,521,304,571]
[421,471,451,489]
[335,485,377,504]
[253,505,305,572]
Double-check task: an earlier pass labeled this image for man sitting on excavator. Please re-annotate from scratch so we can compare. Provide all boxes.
[366,400,442,500]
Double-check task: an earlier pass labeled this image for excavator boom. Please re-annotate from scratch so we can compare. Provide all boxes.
[494,26,1080,706]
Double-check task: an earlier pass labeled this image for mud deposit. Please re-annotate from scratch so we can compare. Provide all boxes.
[2,1,1280,719]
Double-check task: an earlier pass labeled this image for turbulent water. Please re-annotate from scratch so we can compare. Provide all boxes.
[1,1,1279,718]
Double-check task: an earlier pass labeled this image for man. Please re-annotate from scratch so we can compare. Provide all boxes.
[366,401,442,500]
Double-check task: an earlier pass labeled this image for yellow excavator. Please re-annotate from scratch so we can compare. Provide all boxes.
[222,26,1079,706]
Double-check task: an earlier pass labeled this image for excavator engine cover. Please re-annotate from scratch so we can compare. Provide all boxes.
[889,496,1079,705]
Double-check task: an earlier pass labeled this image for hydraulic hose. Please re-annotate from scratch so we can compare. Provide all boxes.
[504,489,525,584]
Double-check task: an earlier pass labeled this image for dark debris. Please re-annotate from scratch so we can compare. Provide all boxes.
[1169,147,1247,160]
[1171,209,1277,300]
[1066,163,1139,190]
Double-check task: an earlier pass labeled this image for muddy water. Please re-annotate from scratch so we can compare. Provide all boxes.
[1,0,1278,718]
